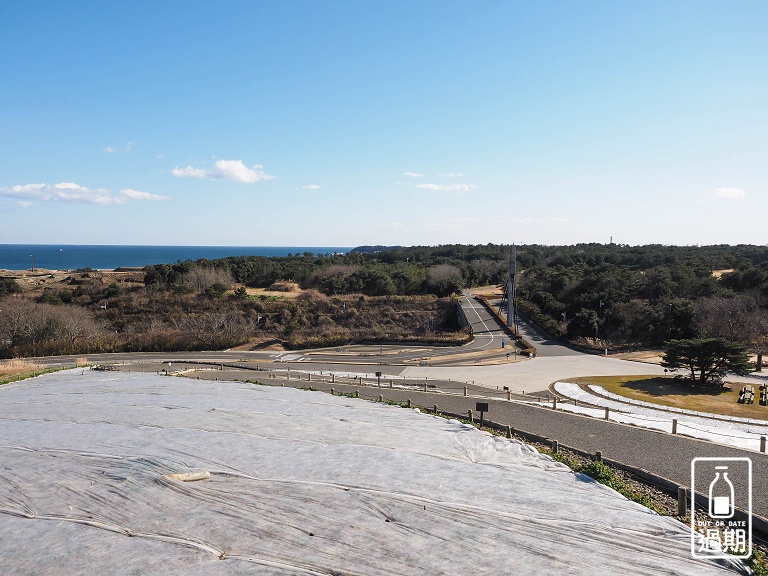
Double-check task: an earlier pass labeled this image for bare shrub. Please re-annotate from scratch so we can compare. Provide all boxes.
[315,265,360,277]
[180,267,233,293]
[0,299,104,357]
[75,357,89,367]
[695,294,768,344]
[296,289,327,304]
[179,309,249,349]
[425,264,464,297]
[268,280,301,292]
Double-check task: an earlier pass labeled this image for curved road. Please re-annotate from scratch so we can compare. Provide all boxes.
[19,294,768,527]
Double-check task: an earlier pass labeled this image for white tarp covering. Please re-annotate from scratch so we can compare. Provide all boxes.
[0,371,747,575]
[554,381,768,452]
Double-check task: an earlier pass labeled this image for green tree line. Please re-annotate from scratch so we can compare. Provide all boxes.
[515,243,768,350]
[6,243,768,358]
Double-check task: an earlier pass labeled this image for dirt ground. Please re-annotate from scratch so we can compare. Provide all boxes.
[610,350,665,363]
[711,268,735,278]
[2,269,309,301]
[239,285,303,299]
[1,268,145,297]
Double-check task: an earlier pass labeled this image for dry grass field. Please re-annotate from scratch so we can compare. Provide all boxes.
[0,358,47,384]
[1,268,145,297]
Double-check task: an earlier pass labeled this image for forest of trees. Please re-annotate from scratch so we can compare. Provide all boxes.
[3,243,768,358]
[142,244,511,298]
[514,243,768,352]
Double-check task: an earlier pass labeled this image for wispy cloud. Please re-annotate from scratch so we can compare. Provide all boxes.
[438,173,463,177]
[0,182,170,205]
[104,142,134,154]
[302,184,321,190]
[402,172,424,178]
[416,183,477,193]
[118,188,171,201]
[172,159,274,183]
[713,187,746,199]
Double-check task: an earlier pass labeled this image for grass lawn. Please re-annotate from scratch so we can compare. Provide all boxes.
[572,375,768,420]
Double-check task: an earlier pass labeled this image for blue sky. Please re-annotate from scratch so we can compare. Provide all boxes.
[1,1,766,247]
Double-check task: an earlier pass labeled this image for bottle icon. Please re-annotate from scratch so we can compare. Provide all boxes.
[709,466,734,518]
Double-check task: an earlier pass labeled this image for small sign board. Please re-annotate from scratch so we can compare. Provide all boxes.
[375,371,382,377]
[475,402,489,412]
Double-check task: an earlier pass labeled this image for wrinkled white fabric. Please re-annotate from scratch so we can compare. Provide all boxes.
[0,371,746,575]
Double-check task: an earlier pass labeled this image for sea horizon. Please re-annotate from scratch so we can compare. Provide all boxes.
[0,244,354,271]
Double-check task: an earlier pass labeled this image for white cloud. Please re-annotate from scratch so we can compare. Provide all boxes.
[438,173,463,177]
[118,188,171,201]
[713,187,746,199]
[104,142,134,154]
[0,182,170,205]
[416,183,477,193]
[302,184,321,190]
[171,159,274,183]
[215,160,272,183]
[402,172,424,178]
[171,166,209,179]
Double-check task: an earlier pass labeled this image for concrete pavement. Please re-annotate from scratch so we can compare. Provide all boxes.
[402,354,667,392]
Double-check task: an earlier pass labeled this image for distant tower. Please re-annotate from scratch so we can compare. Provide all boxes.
[499,245,517,331]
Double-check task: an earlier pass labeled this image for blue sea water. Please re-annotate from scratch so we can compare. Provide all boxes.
[0,245,353,271]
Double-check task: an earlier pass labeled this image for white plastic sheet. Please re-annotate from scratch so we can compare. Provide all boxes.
[554,381,768,451]
[0,371,747,574]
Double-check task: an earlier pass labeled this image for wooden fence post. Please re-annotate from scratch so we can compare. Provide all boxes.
[678,487,688,516]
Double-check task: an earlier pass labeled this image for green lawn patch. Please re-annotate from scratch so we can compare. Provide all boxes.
[572,375,768,420]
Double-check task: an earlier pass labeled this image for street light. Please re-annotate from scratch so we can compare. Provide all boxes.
[596,299,604,341]
[30,254,34,272]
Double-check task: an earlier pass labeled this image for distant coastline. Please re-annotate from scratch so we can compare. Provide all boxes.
[0,244,353,272]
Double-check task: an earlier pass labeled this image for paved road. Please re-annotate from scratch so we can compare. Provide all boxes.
[491,297,583,357]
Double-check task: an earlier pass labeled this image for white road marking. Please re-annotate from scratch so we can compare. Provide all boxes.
[276,354,304,362]
[461,295,496,349]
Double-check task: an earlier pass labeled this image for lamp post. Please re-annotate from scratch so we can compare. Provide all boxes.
[596,299,604,341]
[30,254,34,272]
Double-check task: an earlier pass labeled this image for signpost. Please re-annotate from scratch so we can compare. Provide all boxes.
[475,402,489,428]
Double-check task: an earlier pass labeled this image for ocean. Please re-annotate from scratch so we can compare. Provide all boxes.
[0,245,353,271]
